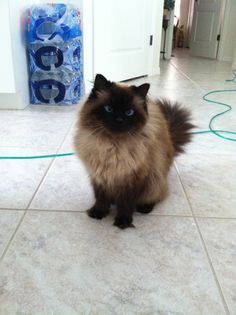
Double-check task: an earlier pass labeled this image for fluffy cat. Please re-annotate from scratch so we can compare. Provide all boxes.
[74,74,194,229]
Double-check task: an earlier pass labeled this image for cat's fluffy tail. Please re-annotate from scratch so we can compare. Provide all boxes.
[158,99,195,155]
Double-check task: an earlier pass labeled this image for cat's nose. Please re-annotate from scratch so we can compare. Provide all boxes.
[115,116,124,122]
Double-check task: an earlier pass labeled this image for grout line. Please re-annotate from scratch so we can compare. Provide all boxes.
[0,207,193,216]
[0,117,76,266]
[0,208,29,211]
[191,216,236,220]
[1,207,236,220]
[174,161,231,315]
[26,209,194,217]
[0,158,56,267]
[170,61,202,89]
[30,210,90,216]
[26,121,75,211]
[26,158,57,210]
[0,152,57,264]
[0,211,27,265]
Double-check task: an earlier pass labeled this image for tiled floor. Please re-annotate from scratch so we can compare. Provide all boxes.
[0,49,236,315]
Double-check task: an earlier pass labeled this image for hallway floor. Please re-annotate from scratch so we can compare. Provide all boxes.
[0,49,235,315]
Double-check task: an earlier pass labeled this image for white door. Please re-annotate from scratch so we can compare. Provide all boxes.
[93,0,151,81]
[190,0,223,59]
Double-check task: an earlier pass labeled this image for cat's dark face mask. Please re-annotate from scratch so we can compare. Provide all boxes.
[88,74,150,134]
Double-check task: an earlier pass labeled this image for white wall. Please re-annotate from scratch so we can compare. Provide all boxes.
[0,0,35,108]
[0,1,15,94]
[81,0,94,92]
[8,0,37,108]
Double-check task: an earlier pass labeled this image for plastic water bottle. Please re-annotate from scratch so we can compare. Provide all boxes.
[28,38,83,72]
[26,4,83,105]
[26,4,82,43]
[30,67,83,104]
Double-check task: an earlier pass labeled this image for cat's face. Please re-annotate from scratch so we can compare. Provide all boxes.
[82,74,150,135]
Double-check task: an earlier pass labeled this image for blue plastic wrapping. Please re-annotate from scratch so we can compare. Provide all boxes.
[26,3,83,105]
[27,38,83,72]
[26,4,82,43]
[30,68,83,104]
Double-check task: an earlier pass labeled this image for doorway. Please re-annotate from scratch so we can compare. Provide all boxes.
[174,0,233,60]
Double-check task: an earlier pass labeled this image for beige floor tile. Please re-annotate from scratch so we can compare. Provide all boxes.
[0,212,226,315]
[198,218,236,315]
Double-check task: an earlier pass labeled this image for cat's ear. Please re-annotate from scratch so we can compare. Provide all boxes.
[93,74,111,91]
[133,83,150,98]
[136,83,150,98]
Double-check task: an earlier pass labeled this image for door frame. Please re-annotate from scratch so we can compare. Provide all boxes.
[82,0,94,92]
[188,0,230,61]
[217,0,232,61]
[188,0,227,60]
[82,0,164,92]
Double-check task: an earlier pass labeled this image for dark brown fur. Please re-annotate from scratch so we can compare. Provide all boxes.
[74,74,194,229]
[158,99,195,154]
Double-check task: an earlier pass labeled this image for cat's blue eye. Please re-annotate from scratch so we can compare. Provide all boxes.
[125,109,134,116]
[104,105,113,113]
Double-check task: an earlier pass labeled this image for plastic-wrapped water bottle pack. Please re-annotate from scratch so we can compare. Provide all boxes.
[26,3,83,105]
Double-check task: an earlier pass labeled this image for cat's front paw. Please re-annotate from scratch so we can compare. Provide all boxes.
[136,203,155,214]
[87,207,108,220]
[113,216,135,229]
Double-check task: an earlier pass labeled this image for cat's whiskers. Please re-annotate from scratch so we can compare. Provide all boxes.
[85,126,104,138]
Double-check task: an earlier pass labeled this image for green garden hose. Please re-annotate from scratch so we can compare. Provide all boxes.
[0,72,235,160]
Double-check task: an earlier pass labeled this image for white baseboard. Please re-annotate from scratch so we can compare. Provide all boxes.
[219,56,233,62]
[0,91,29,110]
[148,66,160,77]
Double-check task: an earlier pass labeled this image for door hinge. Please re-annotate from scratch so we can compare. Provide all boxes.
[149,35,153,46]
[217,34,220,41]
